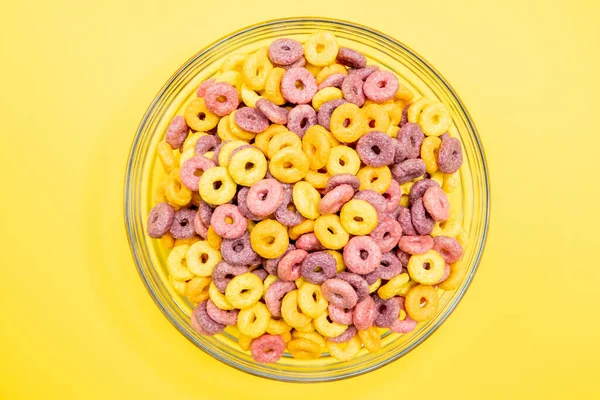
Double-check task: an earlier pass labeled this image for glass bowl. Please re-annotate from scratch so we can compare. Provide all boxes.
[124,17,490,382]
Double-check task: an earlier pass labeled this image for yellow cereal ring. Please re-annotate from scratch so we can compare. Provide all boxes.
[217,140,247,167]
[386,125,400,138]
[388,102,404,126]
[292,330,326,352]
[221,53,246,74]
[209,282,235,310]
[169,275,187,296]
[289,219,315,240]
[228,110,257,141]
[302,125,332,170]
[377,273,410,300]
[327,145,361,176]
[225,272,264,309]
[237,302,270,338]
[269,147,310,183]
[369,278,382,293]
[228,146,267,186]
[292,181,321,220]
[396,279,418,297]
[304,169,330,189]
[439,261,467,291]
[184,98,219,132]
[340,199,378,236]
[407,97,434,123]
[314,214,349,250]
[327,336,361,361]
[295,277,308,290]
[266,318,292,335]
[443,171,460,193]
[362,103,390,133]
[185,276,211,303]
[186,240,222,276]
[198,166,237,206]
[294,320,315,333]
[316,63,347,84]
[288,338,322,360]
[314,312,347,338]
[431,207,462,237]
[157,141,180,173]
[217,115,237,142]
[310,124,340,147]
[421,136,442,173]
[330,103,367,143]
[166,245,193,281]
[357,166,392,194]
[242,48,273,91]
[164,168,192,207]
[298,283,329,318]
[405,284,439,322]
[263,67,286,105]
[281,290,312,329]
[395,82,414,101]
[358,326,382,353]
[254,124,288,155]
[325,250,346,272]
[206,226,222,249]
[407,250,445,285]
[419,102,452,137]
[250,220,289,259]
[241,83,263,108]
[312,87,343,111]
[267,131,302,159]
[160,232,175,249]
[304,31,339,66]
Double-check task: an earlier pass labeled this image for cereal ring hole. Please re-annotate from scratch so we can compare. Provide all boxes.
[234,243,244,252]
[217,95,227,103]
[327,227,335,234]
[225,217,233,224]
[213,180,222,190]
[316,44,325,52]
[244,162,255,171]
[264,236,275,245]
[295,80,306,90]
[283,161,293,169]
[360,250,369,260]
[382,232,391,240]
[343,118,351,127]
[354,216,363,222]
[368,119,376,128]
[423,262,431,271]
[197,112,206,120]
[338,157,346,166]
[200,253,209,263]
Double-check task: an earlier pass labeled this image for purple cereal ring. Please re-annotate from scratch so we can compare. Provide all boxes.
[193,211,208,239]
[423,186,450,221]
[204,82,239,117]
[397,205,418,236]
[165,115,189,149]
[265,280,297,317]
[436,263,451,285]
[286,104,317,138]
[263,244,295,275]
[181,155,216,191]
[411,199,435,235]
[281,67,318,105]
[400,104,410,127]
[277,249,307,282]
[409,179,440,205]
[170,208,197,239]
[373,294,400,328]
[317,73,346,91]
[234,107,269,134]
[212,141,226,165]
[325,173,360,194]
[396,249,411,267]
[318,184,354,215]
[397,122,424,159]
[256,98,288,125]
[250,334,285,364]
[197,78,216,98]
[356,131,395,167]
[363,269,381,285]
[210,204,248,239]
[220,233,261,266]
[348,65,379,81]
[341,73,366,107]
[275,184,304,227]
[391,159,426,185]
[252,268,268,281]
[398,235,434,255]
[328,304,354,325]
[363,70,399,103]
[433,236,463,264]
[237,187,264,221]
[295,233,325,252]
[387,205,403,221]
[437,136,463,174]
[321,278,359,309]
[247,179,284,217]
[343,236,382,275]
[198,200,214,226]
[369,218,402,253]
[301,251,337,285]
[336,47,366,69]
[352,295,376,330]
[336,272,370,301]
[192,301,225,335]
[317,98,347,131]
[392,139,407,164]
[382,180,402,212]
[276,56,306,70]
[211,261,249,293]
[390,297,417,334]
[194,135,221,156]
[206,299,239,326]
[353,190,387,216]
[147,202,175,238]
[268,38,304,66]
[328,325,358,343]
[377,252,404,280]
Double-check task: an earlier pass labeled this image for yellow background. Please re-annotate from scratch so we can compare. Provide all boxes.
[1,0,599,398]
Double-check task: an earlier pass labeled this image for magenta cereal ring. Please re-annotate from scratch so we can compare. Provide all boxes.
[252,268,269,281]
[204,82,239,117]
[212,261,249,293]
[372,294,400,328]
[348,65,379,81]
[343,236,382,275]
[170,208,197,239]
[321,278,359,309]
[198,201,215,226]
[325,174,360,194]
[437,136,463,173]
[268,38,304,66]
[147,202,175,238]
[194,135,221,156]
[396,249,411,267]
[328,325,358,343]
[341,73,366,107]
[181,155,216,191]
[256,98,288,125]
[265,280,297,317]
[433,236,463,264]
[263,244,295,275]
[397,122,425,159]
[390,297,417,334]
[436,263,451,285]
[237,187,264,221]
[295,233,325,252]
[336,47,366,69]
[318,184,354,215]
[363,70,399,103]
[281,67,318,105]
[317,73,346,91]
[369,218,402,253]
[328,304,354,325]
[398,235,434,255]
[210,204,248,239]
[275,184,304,227]
[352,295,376,330]
[382,180,402,212]
[192,301,225,335]
[301,251,337,285]
[411,199,435,235]
[397,205,418,236]
[220,233,261,266]
[423,186,450,221]
[234,107,269,134]
[250,334,285,364]
[392,139,407,164]
[391,158,426,185]
[353,190,387,216]
[317,98,347,131]
[193,211,208,239]
[336,272,370,301]
[197,78,216,97]
[377,252,404,280]
[286,104,317,138]
[206,299,239,326]
[165,115,189,149]
[409,179,440,205]
[356,131,395,167]
[277,249,308,282]
[247,179,284,217]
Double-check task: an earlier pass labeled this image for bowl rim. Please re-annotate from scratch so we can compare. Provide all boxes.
[124,16,490,382]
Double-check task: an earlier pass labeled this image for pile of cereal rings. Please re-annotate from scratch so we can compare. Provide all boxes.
[146,31,467,364]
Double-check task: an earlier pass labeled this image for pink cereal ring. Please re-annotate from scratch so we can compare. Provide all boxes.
[250,334,285,364]
[277,249,308,282]
[328,304,354,325]
[265,280,297,317]
[237,187,263,221]
[301,251,337,285]
[423,186,450,222]
[256,98,288,125]
[204,82,239,117]
[398,235,434,255]
[295,233,325,252]
[280,67,318,105]
[234,107,269,133]
[147,202,175,238]
[268,38,304,66]
[343,236,382,275]
[318,184,355,215]
[363,70,399,103]
[325,173,360,194]
[191,301,225,336]
[341,73,366,107]
[206,299,239,326]
[193,211,208,239]
[247,179,284,217]
[321,278,358,309]
[180,155,216,191]
[352,295,376,330]
[377,252,404,280]
[433,236,464,264]
[382,180,402,212]
[197,78,216,97]
[328,325,358,343]
[286,104,317,138]
[369,218,402,253]
[409,179,439,205]
[390,297,417,334]
[165,115,189,149]
[317,73,346,91]
[210,204,248,240]
[263,244,295,275]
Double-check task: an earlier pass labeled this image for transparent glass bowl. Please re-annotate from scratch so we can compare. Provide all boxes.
[124,17,490,382]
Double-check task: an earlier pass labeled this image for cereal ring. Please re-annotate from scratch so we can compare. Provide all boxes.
[436,263,451,285]
[340,199,378,236]
[437,136,463,173]
[288,219,315,241]
[268,38,304,66]
[204,82,239,117]
[392,138,406,164]
[281,290,312,329]
[246,179,284,217]
[211,141,226,165]
[438,261,467,291]
[273,184,303,227]
[210,204,248,239]
[169,208,196,239]
[330,103,367,143]
[298,282,329,318]
[327,145,361,175]
[419,102,451,137]
[373,294,400,328]
[392,159,426,185]
[369,218,402,253]
[363,104,391,135]
[265,280,297,317]
[263,67,287,105]
[286,104,317,138]
[256,98,287,125]
[278,56,307,70]
[198,166,237,205]
[193,211,208,239]
[269,147,310,183]
[407,250,445,285]
[328,325,358,343]
[321,278,358,309]
[353,190,387,216]
[180,155,216,191]
[220,232,261,266]
[234,107,269,134]
[292,181,321,220]
[250,220,289,259]
[318,184,354,214]
[421,136,442,173]
[382,180,402,212]
[405,284,438,321]
[409,179,440,205]
[281,67,318,104]
[312,87,343,111]
[397,122,425,159]
[357,166,392,194]
[337,272,370,301]
[343,236,382,275]
[295,233,325,252]
[194,135,221,156]
[207,226,222,250]
[336,47,366,69]
[396,249,411,267]
[252,267,268,281]
[301,251,337,285]
[377,252,404,280]
[325,173,360,193]
[363,268,381,285]
[228,146,268,187]
[411,198,435,235]
[316,63,347,84]
[314,215,349,250]
[288,337,322,360]
[242,48,273,91]
[317,99,347,131]
[206,299,239,326]
[184,98,219,132]
[397,205,417,236]
[236,187,263,221]
[341,73,366,107]
[348,65,379,81]
[390,297,417,334]
[263,244,294,275]
[433,236,463,264]
[238,301,270,338]
[352,295,376,330]
[165,115,189,149]
[192,301,225,335]
[147,202,175,238]
[196,78,216,97]
[304,31,338,66]
[302,125,332,171]
[423,186,450,222]
[356,131,395,167]
[328,304,354,325]
[277,249,308,282]
[211,261,249,293]
[363,70,399,103]
[250,334,285,364]
[317,73,346,91]
[398,235,434,255]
